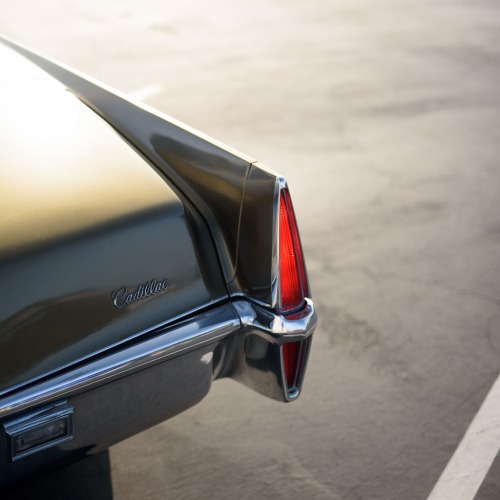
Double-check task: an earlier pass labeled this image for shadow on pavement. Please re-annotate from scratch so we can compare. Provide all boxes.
[3,451,113,500]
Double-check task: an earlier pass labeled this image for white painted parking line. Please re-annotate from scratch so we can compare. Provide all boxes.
[427,374,500,500]
[129,83,164,102]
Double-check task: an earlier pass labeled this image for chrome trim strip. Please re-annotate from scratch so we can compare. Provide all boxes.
[271,175,283,309]
[0,296,229,399]
[0,298,316,418]
[0,304,240,418]
[275,176,288,311]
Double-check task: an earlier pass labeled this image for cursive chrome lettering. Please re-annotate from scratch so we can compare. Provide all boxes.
[112,279,169,309]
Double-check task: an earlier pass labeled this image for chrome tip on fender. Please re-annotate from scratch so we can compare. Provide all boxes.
[229,298,317,402]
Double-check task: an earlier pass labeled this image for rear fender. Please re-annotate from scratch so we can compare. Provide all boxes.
[0,35,280,308]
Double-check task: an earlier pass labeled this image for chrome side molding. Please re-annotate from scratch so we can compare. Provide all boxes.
[0,304,240,419]
[0,298,316,422]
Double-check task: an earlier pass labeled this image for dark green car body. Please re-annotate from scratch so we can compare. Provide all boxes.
[0,36,316,488]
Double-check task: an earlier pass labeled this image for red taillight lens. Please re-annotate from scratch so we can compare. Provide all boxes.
[279,188,310,313]
[283,342,300,387]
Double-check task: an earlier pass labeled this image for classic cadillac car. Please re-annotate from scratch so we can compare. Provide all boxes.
[0,35,317,487]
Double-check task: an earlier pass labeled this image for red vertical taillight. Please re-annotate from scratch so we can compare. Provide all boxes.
[278,186,311,392]
[278,187,310,314]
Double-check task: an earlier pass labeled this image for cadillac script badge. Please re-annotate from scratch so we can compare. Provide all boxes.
[112,279,169,309]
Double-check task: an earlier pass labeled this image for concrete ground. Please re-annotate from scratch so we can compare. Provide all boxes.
[2,0,500,498]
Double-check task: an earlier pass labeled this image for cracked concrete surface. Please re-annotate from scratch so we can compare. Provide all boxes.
[2,0,500,498]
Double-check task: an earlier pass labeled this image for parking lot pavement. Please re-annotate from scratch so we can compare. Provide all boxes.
[2,0,500,498]
[428,375,500,499]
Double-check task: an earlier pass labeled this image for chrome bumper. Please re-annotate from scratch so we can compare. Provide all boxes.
[0,299,316,487]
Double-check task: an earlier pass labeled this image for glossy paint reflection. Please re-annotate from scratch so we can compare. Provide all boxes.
[0,36,283,307]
